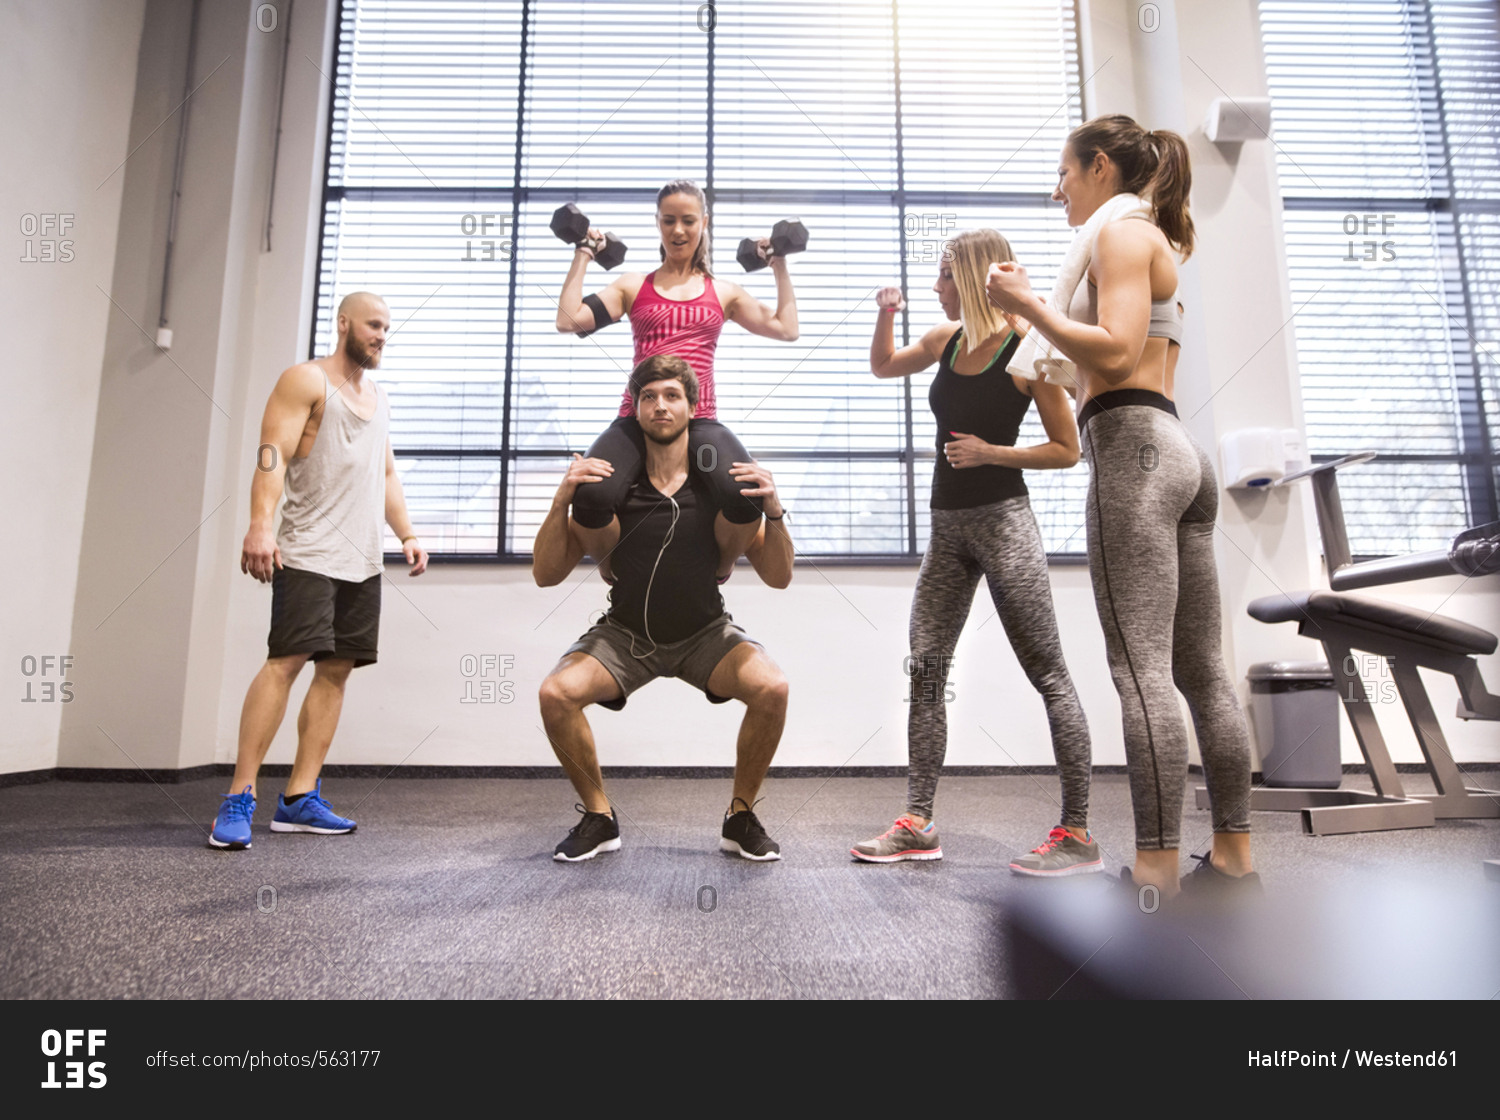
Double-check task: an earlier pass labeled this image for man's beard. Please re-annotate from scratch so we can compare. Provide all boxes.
[345,334,381,368]
[641,417,688,445]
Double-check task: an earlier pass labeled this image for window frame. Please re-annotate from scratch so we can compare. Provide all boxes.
[312,0,1089,564]
[1263,0,1500,559]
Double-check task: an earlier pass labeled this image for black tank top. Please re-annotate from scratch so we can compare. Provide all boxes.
[927,328,1030,510]
[607,469,724,643]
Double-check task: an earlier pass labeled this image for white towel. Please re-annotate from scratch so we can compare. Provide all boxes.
[1005,193,1152,387]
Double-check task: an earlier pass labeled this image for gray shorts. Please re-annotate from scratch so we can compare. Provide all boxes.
[565,613,757,711]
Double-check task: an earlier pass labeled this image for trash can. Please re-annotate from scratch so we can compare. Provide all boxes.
[1247,661,1341,789]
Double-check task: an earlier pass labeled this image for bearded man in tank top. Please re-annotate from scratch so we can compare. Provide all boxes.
[208,291,428,850]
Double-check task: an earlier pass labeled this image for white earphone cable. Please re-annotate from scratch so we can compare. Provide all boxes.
[630,491,680,659]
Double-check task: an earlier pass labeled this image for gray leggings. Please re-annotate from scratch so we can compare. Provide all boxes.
[1081,399,1252,850]
[906,496,1092,825]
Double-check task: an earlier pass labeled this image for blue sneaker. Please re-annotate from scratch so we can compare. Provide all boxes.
[209,786,256,850]
[271,779,356,835]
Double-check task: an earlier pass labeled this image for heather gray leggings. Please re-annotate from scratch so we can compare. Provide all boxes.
[1081,397,1252,850]
[906,496,1092,825]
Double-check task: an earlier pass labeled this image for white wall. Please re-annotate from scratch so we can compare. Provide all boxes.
[57,0,324,773]
[0,0,146,774]
[218,562,1127,769]
[11,0,1498,777]
[224,0,1487,774]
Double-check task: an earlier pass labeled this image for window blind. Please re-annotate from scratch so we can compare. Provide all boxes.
[1261,0,1499,557]
[315,0,1086,559]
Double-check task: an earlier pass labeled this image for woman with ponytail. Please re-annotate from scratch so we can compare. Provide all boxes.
[986,114,1258,899]
[556,180,799,574]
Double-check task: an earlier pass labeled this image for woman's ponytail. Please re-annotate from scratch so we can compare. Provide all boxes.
[1067,115,1195,258]
[1145,130,1194,259]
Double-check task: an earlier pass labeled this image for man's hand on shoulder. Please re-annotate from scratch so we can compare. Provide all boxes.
[727,459,782,518]
[534,454,612,587]
[730,460,793,589]
[556,452,614,506]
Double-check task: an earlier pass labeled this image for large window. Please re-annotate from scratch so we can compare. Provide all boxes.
[314,0,1086,559]
[1261,0,1499,557]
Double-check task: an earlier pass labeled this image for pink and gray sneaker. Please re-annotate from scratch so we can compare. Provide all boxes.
[850,816,943,863]
[1009,826,1104,877]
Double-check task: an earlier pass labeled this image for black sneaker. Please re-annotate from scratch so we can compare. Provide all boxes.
[720,798,781,861]
[553,804,620,862]
[1180,851,1263,897]
[1113,866,1170,914]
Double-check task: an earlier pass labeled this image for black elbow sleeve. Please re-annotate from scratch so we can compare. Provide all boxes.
[576,293,617,337]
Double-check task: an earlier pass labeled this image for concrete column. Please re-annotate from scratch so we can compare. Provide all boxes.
[59,0,303,771]
[1,0,147,775]
[1083,0,1322,728]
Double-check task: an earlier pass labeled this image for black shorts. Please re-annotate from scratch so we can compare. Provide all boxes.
[268,566,381,667]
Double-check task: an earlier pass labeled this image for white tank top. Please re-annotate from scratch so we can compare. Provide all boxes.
[277,372,389,582]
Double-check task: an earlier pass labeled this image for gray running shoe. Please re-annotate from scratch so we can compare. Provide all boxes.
[1009,827,1104,877]
[850,816,942,863]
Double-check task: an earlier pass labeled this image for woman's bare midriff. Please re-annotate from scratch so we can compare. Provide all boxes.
[1073,336,1173,414]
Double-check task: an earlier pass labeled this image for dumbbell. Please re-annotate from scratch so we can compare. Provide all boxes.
[737,219,809,272]
[551,204,628,270]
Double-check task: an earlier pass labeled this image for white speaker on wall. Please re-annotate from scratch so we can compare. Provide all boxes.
[1203,96,1272,143]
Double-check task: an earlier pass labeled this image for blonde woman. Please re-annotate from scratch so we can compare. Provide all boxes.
[850,230,1099,872]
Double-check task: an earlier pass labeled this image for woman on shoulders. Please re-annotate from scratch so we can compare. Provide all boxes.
[555,180,798,573]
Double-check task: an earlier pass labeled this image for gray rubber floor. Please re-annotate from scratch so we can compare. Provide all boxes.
[2,773,1497,999]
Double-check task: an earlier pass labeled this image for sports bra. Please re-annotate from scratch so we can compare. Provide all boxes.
[618,272,725,419]
[1065,213,1183,344]
[1066,281,1183,344]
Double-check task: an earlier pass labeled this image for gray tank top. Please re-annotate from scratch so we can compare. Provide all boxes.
[277,371,390,582]
[1066,281,1183,343]
[1066,214,1183,343]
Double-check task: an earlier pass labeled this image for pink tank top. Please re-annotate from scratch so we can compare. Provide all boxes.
[618,272,725,419]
